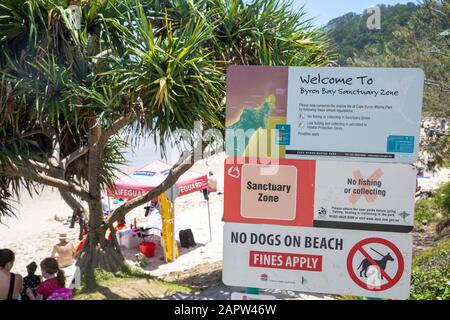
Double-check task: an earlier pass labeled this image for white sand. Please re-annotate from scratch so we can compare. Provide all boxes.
[417,168,450,191]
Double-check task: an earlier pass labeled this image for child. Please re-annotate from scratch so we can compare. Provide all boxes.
[26,258,65,300]
[21,262,41,300]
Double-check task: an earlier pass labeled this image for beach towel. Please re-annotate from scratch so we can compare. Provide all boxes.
[47,288,73,300]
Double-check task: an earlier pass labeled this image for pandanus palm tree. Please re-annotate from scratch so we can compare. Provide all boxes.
[0,0,335,272]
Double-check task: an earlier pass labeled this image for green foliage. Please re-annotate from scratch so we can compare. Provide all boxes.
[435,181,450,214]
[410,239,450,300]
[326,3,419,65]
[0,0,335,221]
[75,263,192,299]
[415,198,442,225]
[415,182,450,225]
[331,0,450,170]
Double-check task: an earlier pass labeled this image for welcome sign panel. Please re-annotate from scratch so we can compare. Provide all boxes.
[224,157,416,232]
[225,66,424,162]
[222,223,413,300]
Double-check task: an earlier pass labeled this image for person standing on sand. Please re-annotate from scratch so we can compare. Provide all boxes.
[0,249,23,300]
[203,171,218,200]
[102,196,112,215]
[51,233,76,268]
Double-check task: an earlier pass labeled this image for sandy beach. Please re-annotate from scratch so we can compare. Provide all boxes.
[0,152,227,277]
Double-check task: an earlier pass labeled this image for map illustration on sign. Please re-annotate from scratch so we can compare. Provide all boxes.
[225,66,424,163]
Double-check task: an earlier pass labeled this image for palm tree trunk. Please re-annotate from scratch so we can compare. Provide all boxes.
[76,202,125,273]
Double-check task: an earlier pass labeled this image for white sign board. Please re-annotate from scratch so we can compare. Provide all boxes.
[285,67,424,162]
[313,161,416,232]
[223,223,412,300]
[225,66,424,163]
[230,292,277,300]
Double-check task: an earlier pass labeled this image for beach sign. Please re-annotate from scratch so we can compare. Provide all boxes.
[223,66,420,300]
[230,292,277,300]
[224,157,416,232]
[225,66,424,163]
[223,222,412,300]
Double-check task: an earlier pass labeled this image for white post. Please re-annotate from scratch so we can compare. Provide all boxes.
[171,187,176,262]
[207,198,212,242]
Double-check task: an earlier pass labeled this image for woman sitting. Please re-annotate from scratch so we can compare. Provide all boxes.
[26,258,65,300]
[0,249,23,300]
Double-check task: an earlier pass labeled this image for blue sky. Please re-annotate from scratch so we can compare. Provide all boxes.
[293,0,419,26]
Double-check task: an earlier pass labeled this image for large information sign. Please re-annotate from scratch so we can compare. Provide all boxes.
[223,223,413,300]
[225,66,424,162]
[223,66,420,300]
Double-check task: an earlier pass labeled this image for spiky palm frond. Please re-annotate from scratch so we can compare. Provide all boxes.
[0,0,335,218]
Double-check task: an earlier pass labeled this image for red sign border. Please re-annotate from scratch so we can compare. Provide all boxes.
[346,237,405,291]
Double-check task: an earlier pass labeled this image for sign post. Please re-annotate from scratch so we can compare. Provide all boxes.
[165,183,180,262]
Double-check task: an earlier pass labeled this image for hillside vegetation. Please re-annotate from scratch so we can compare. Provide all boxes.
[326,2,419,65]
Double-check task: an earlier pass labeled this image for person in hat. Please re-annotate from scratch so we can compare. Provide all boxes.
[51,233,76,268]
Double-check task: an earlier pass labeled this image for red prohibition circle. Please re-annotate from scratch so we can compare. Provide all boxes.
[346,237,404,291]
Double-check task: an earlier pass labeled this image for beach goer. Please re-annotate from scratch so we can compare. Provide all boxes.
[102,196,111,215]
[203,171,217,200]
[207,171,217,193]
[21,262,41,300]
[51,233,76,268]
[142,202,162,231]
[26,258,65,300]
[107,216,128,241]
[75,231,87,258]
[0,249,23,300]
[144,198,159,217]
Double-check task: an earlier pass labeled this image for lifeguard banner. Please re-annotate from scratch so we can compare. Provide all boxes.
[224,157,416,232]
[107,160,208,199]
[225,66,424,162]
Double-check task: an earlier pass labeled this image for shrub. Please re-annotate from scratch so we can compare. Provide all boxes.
[409,239,450,300]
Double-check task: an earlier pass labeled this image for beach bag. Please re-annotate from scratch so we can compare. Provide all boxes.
[47,288,73,300]
[179,230,189,248]
[179,229,196,248]
[186,229,196,247]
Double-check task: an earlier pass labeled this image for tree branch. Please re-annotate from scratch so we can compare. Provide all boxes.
[60,145,89,170]
[105,147,196,228]
[98,114,135,150]
[27,159,55,174]
[48,130,61,167]
[1,164,91,200]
